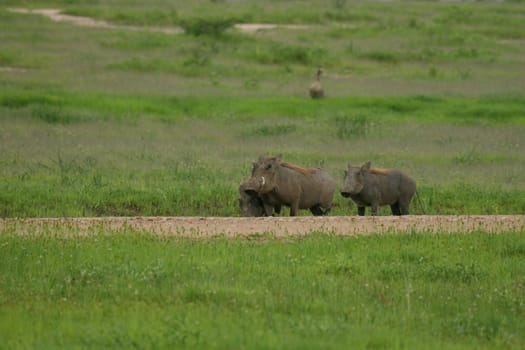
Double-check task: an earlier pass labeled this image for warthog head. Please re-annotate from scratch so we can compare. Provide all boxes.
[245,156,281,195]
[341,161,371,197]
[239,180,266,217]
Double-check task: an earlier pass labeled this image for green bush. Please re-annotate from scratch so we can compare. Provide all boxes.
[179,17,237,36]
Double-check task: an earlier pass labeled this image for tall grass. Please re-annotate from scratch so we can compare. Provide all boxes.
[1,231,524,349]
[1,98,524,217]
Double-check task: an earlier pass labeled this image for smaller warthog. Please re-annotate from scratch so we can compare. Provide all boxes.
[245,156,336,216]
[341,161,416,216]
[239,179,281,217]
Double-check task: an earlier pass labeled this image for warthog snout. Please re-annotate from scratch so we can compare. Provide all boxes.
[243,176,266,194]
[340,191,351,198]
[244,189,258,196]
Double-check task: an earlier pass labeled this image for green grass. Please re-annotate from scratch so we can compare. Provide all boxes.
[2,90,525,123]
[0,92,524,216]
[1,1,524,348]
[1,90,524,217]
[1,231,524,349]
[2,1,525,96]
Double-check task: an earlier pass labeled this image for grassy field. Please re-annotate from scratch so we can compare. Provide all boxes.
[1,1,524,348]
[1,230,525,349]
[1,0,524,217]
[1,0,525,216]
[2,93,524,216]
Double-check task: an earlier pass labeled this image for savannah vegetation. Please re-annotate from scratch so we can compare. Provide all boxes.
[1,1,525,349]
[1,230,525,349]
[1,0,524,217]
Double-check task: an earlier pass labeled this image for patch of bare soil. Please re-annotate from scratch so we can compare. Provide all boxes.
[1,216,523,238]
[9,8,183,34]
[8,8,308,34]
[0,66,27,72]
[234,23,309,33]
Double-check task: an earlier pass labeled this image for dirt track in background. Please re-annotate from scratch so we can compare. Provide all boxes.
[1,216,524,238]
[8,8,308,34]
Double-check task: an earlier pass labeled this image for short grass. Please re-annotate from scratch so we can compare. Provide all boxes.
[1,230,524,349]
[1,1,525,96]
[1,92,524,217]
[1,2,524,217]
[1,2,524,349]
[0,92,525,217]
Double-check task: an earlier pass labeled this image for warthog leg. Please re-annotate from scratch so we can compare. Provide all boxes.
[310,205,324,216]
[399,201,410,215]
[390,202,401,216]
[290,201,300,216]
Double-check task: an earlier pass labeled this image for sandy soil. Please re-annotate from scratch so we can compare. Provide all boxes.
[1,216,524,238]
[8,8,308,34]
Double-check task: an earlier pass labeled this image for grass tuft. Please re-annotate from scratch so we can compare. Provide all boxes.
[179,17,237,37]
[334,114,374,139]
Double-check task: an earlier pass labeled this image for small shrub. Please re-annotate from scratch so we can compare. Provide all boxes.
[179,17,237,37]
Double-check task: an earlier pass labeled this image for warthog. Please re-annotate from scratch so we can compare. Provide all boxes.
[244,156,336,216]
[341,161,416,216]
[239,179,281,217]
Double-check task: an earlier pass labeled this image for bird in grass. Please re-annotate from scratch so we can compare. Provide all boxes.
[309,68,324,99]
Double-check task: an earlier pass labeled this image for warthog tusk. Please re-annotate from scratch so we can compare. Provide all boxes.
[260,176,265,187]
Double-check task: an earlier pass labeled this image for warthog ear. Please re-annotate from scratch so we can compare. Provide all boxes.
[362,161,372,170]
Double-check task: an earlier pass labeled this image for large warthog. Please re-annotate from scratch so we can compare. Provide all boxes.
[341,161,416,216]
[244,156,336,216]
[239,179,281,217]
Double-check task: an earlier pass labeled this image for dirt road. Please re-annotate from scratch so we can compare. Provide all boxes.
[1,215,523,238]
[8,8,308,34]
